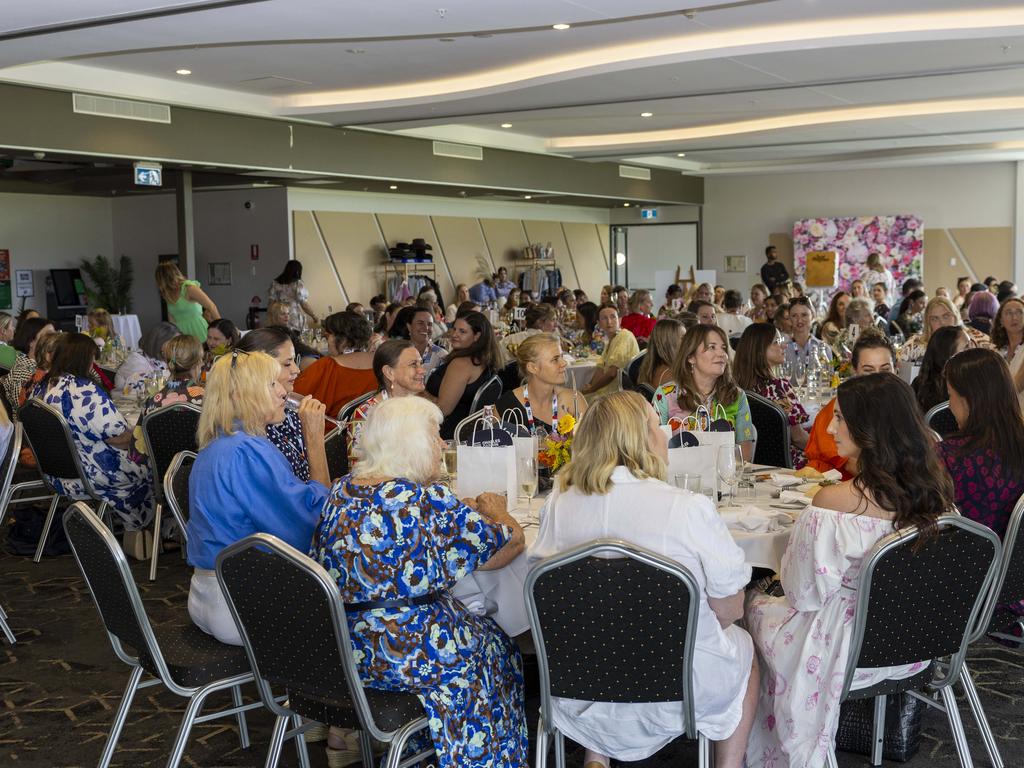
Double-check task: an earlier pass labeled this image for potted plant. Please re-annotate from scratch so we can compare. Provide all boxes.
[80,254,134,314]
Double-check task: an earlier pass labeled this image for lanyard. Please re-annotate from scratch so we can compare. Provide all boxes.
[522,384,559,432]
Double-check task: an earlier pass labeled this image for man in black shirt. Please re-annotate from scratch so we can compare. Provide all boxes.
[760,245,790,293]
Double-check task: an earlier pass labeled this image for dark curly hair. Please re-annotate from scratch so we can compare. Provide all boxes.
[837,373,953,537]
[323,310,371,352]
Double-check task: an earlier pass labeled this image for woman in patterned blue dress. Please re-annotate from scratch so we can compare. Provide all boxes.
[32,333,154,531]
[310,396,528,767]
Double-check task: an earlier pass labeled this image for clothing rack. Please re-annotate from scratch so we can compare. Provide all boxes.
[383,262,440,304]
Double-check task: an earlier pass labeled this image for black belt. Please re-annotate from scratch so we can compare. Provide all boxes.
[344,591,443,612]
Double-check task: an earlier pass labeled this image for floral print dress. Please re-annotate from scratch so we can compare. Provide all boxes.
[752,377,809,469]
[266,409,310,481]
[310,477,528,767]
[38,374,154,531]
[745,507,928,767]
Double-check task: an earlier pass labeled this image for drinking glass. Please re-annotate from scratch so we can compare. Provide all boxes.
[674,473,702,494]
[518,456,539,508]
[779,360,794,382]
[442,439,458,481]
[793,360,807,390]
[717,444,743,506]
[284,391,341,427]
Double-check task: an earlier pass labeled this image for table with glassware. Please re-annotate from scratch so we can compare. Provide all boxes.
[452,465,807,637]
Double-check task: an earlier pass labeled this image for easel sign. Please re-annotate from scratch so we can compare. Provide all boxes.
[805,250,838,288]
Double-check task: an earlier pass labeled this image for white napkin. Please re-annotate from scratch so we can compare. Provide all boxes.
[769,472,802,487]
[720,507,792,532]
[779,489,812,505]
[821,469,843,481]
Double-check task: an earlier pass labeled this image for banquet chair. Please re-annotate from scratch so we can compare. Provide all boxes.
[337,391,376,424]
[745,391,793,468]
[63,502,260,768]
[20,398,111,563]
[525,539,709,768]
[469,373,502,413]
[638,383,656,401]
[141,403,201,581]
[626,350,646,385]
[925,400,959,439]
[825,515,1001,768]
[324,426,348,480]
[162,451,196,551]
[216,533,433,768]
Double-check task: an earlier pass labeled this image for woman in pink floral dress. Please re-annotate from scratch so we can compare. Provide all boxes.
[745,373,950,767]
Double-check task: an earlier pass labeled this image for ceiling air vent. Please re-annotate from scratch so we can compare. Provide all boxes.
[618,165,651,181]
[432,141,483,161]
[72,93,171,124]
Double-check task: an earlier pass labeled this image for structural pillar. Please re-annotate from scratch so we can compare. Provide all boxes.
[176,169,196,278]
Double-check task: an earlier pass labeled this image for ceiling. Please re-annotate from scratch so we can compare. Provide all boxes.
[3,0,1024,176]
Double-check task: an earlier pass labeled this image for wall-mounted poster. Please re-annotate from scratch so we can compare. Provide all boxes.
[0,250,11,309]
[208,262,232,286]
[724,255,747,273]
[805,251,838,288]
[793,215,923,292]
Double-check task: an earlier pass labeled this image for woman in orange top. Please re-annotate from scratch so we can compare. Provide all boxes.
[804,331,895,478]
[293,310,376,420]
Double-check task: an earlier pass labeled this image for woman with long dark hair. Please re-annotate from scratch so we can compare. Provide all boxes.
[293,311,376,419]
[939,348,1024,538]
[268,259,318,331]
[747,373,950,767]
[425,310,502,439]
[911,325,970,413]
[818,290,850,348]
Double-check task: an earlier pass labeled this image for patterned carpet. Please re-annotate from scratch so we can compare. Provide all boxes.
[0,534,1021,767]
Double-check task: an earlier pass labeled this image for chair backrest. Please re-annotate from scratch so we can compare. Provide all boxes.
[745,390,793,469]
[637,383,656,401]
[324,427,348,480]
[0,422,24,506]
[141,403,201,503]
[626,351,646,385]
[525,539,699,737]
[469,373,502,413]
[217,534,418,740]
[337,391,375,423]
[842,515,1000,701]
[454,409,484,444]
[976,494,1024,638]
[163,450,196,543]
[19,398,90,488]
[62,502,167,676]
[925,401,959,439]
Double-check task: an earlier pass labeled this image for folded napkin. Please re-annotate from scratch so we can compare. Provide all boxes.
[821,469,843,482]
[779,489,812,505]
[769,472,802,487]
[720,507,793,533]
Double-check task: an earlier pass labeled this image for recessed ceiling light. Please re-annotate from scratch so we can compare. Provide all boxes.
[500,123,513,128]
[175,68,192,76]
[552,23,570,30]
[677,152,686,157]
[640,112,653,118]
[623,202,631,207]
[389,185,398,190]
[524,195,532,200]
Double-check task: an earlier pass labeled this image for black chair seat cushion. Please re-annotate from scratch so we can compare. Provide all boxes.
[843,663,935,701]
[290,688,426,733]
[138,622,252,688]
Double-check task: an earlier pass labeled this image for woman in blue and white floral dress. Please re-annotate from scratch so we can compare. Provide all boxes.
[310,396,527,767]
[33,333,154,531]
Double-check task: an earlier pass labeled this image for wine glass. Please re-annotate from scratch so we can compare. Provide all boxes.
[717,444,743,506]
[793,360,807,391]
[779,359,794,382]
[442,439,458,482]
[518,455,538,509]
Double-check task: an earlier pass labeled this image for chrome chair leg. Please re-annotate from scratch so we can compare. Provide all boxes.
[940,685,976,768]
[231,684,250,749]
[0,606,14,645]
[32,494,61,563]
[825,746,840,768]
[870,694,887,766]
[698,732,713,768]
[534,716,549,768]
[165,686,213,768]
[554,730,566,768]
[358,729,375,768]
[98,666,144,768]
[290,714,311,768]
[383,718,429,768]
[262,714,289,768]
[961,665,1004,768]
[148,503,162,581]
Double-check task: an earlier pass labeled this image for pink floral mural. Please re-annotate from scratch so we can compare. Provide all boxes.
[792,215,923,292]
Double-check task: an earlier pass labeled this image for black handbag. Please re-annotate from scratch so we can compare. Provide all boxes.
[835,692,926,762]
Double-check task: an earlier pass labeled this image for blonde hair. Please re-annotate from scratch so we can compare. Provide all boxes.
[155,262,186,304]
[266,301,290,326]
[514,332,561,379]
[197,351,281,448]
[34,331,66,370]
[0,312,14,336]
[354,396,444,484]
[87,308,112,331]
[162,334,204,377]
[922,296,962,342]
[560,391,665,495]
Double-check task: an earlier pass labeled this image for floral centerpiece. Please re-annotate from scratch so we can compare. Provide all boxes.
[538,413,576,474]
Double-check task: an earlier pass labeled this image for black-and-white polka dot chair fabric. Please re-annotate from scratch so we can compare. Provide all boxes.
[62,502,259,768]
[215,533,433,768]
[925,400,959,439]
[524,539,708,768]
[745,389,794,469]
[826,514,1002,768]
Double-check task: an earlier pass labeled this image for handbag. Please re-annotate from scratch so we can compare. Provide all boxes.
[835,692,926,762]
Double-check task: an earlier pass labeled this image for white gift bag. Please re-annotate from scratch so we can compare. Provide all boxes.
[662,405,736,496]
[456,416,517,500]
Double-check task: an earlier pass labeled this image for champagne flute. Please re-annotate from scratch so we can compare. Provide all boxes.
[717,444,743,506]
[518,455,538,509]
[442,439,458,481]
[284,391,341,427]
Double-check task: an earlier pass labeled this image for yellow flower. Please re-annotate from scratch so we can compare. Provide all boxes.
[556,413,576,435]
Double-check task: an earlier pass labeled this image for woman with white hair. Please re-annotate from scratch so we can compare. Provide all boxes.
[310,396,528,767]
[528,391,758,768]
[186,350,328,644]
[114,321,176,395]
[898,295,989,362]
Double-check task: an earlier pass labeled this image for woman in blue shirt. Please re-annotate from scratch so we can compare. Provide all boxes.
[187,349,329,645]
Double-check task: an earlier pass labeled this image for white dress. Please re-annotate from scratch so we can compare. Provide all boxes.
[528,467,754,760]
[860,269,895,304]
[745,506,928,768]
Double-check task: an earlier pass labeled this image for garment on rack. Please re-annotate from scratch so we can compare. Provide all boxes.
[517,267,562,298]
[385,274,443,305]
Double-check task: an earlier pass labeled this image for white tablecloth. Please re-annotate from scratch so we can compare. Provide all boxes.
[453,479,796,636]
[77,313,143,349]
[565,360,598,390]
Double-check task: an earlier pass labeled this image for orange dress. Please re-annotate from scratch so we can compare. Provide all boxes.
[293,356,377,420]
[803,398,853,479]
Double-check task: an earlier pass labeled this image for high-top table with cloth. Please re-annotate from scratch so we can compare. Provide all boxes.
[75,314,143,350]
[452,467,800,636]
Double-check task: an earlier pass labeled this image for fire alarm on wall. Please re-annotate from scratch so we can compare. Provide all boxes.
[250,244,259,260]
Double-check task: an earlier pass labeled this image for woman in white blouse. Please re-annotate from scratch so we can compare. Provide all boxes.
[860,252,895,305]
[528,391,758,768]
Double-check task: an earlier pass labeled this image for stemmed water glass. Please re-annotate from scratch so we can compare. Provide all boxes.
[717,444,744,506]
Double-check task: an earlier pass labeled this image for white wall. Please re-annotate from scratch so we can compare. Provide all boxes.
[0,192,113,314]
[702,162,1017,292]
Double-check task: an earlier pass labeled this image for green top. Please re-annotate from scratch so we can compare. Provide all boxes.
[167,279,208,343]
[0,343,16,370]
